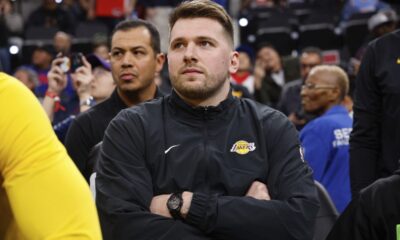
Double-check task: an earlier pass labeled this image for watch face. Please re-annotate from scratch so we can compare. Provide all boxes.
[168,195,181,210]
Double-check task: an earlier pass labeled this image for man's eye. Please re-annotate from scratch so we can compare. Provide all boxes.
[200,41,212,47]
[111,51,122,57]
[133,51,145,56]
[172,42,184,49]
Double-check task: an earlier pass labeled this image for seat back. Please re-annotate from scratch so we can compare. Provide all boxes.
[87,141,102,199]
[343,12,375,57]
[313,181,339,240]
[25,26,59,40]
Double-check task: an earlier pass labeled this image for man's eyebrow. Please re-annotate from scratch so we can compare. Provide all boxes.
[170,37,185,44]
[196,36,217,42]
[170,36,217,43]
[111,46,147,51]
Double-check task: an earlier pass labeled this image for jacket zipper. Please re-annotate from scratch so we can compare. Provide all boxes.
[203,107,210,193]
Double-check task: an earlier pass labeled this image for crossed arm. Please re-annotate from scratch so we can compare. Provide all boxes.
[150,181,271,219]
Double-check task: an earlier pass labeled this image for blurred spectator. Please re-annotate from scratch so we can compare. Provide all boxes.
[300,65,352,213]
[0,0,23,73]
[350,29,400,197]
[26,0,75,34]
[231,82,254,99]
[92,40,109,60]
[42,55,79,139]
[253,43,299,107]
[62,0,92,21]
[87,0,137,31]
[86,54,115,103]
[277,47,323,129]
[353,9,398,61]
[26,45,56,97]
[342,0,391,21]
[53,31,72,54]
[327,169,400,240]
[13,66,39,93]
[368,9,398,37]
[0,0,23,35]
[44,53,114,142]
[143,0,182,52]
[231,44,256,94]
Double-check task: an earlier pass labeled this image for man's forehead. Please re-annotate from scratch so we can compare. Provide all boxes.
[170,18,225,39]
[112,27,152,46]
[301,53,322,62]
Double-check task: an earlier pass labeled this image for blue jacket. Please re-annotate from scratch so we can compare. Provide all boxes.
[300,105,352,212]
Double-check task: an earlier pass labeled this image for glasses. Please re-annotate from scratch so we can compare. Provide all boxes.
[301,83,337,90]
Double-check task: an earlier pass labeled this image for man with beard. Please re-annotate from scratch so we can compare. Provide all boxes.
[95,1,319,239]
[64,19,165,182]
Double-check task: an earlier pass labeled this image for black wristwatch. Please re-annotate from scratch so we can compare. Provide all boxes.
[167,192,183,220]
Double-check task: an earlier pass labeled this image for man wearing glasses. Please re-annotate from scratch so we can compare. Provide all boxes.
[299,65,352,213]
[277,47,323,129]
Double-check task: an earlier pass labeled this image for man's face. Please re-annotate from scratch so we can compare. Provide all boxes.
[256,47,281,72]
[14,70,35,91]
[300,53,322,80]
[53,32,71,53]
[94,45,110,60]
[168,18,238,100]
[91,67,115,101]
[301,71,338,116]
[238,52,252,71]
[32,49,52,69]
[110,27,163,94]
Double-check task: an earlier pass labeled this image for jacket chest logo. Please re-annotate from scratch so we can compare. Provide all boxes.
[230,140,256,155]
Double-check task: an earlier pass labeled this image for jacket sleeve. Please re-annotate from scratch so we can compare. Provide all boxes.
[65,117,92,181]
[95,110,210,240]
[349,43,381,197]
[185,112,320,240]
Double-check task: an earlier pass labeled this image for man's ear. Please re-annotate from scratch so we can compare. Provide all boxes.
[156,53,166,73]
[229,51,239,74]
[328,87,341,102]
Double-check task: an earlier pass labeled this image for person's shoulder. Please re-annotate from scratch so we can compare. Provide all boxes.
[362,173,400,196]
[119,96,165,119]
[284,78,302,89]
[359,172,400,213]
[369,29,400,49]
[240,98,289,124]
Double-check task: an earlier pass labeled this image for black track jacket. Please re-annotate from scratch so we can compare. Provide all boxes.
[96,90,319,240]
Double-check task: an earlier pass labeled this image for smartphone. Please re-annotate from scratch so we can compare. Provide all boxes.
[59,53,84,73]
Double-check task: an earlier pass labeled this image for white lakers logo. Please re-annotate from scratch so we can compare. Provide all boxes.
[230,140,256,155]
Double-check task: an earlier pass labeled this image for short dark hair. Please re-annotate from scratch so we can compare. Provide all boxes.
[256,42,277,54]
[111,19,161,54]
[302,47,323,60]
[169,0,234,45]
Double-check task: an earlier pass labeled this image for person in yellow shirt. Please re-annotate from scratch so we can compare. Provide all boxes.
[0,72,101,239]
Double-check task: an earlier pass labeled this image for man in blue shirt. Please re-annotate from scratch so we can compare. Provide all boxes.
[300,65,352,213]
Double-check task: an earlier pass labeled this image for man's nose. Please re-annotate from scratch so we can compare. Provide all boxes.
[121,52,134,67]
[183,43,197,63]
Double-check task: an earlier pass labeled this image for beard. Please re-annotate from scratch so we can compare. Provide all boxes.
[171,72,228,100]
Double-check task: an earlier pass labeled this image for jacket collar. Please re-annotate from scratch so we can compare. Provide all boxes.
[169,89,236,120]
[324,105,349,116]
